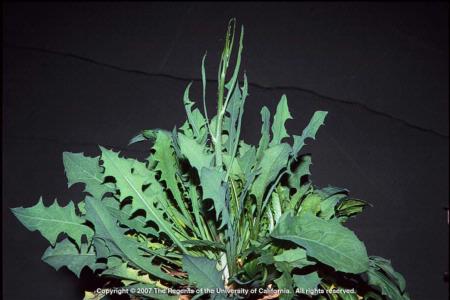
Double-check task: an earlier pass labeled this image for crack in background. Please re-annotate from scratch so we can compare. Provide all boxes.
[4,43,448,140]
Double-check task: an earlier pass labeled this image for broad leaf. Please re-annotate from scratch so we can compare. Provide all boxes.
[298,193,322,215]
[271,212,369,274]
[183,255,224,290]
[273,248,315,269]
[293,272,321,291]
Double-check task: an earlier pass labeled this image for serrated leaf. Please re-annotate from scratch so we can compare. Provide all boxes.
[177,133,213,173]
[270,95,293,146]
[200,167,228,228]
[42,238,97,277]
[222,153,244,180]
[153,131,192,226]
[251,143,291,207]
[288,154,312,191]
[224,81,242,154]
[238,144,256,177]
[183,255,224,290]
[293,272,321,291]
[99,147,187,253]
[101,257,156,285]
[271,212,369,274]
[102,197,158,237]
[183,83,207,142]
[256,106,271,161]
[11,198,93,247]
[63,152,114,200]
[292,111,328,158]
[85,197,185,284]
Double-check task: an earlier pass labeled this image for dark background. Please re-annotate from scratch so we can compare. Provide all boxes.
[2,2,448,299]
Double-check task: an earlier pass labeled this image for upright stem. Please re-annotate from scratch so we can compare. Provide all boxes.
[215,19,235,169]
[215,66,226,168]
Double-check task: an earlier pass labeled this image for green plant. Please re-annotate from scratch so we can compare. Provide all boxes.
[12,19,409,300]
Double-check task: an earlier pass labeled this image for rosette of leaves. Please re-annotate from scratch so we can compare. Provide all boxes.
[11,19,409,300]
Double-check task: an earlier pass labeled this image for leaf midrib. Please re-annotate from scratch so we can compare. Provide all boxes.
[102,149,185,252]
[13,211,85,227]
[66,154,103,184]
[276,233,366,272]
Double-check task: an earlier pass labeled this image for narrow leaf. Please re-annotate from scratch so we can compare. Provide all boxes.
[270,95,293,146]
[292,111,328,158]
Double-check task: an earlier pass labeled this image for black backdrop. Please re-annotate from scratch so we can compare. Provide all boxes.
[3,2,449,300]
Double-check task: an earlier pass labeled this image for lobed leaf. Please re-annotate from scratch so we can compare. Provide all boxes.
[63,152,114,199]
[177,133,213,173]
[251,143,291,208]
[270,95,293,146]
[292,111,328,159]
[85,197,186,284]
[99,147,187,252]
[42,238,98,277]
[11,198,93,247]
